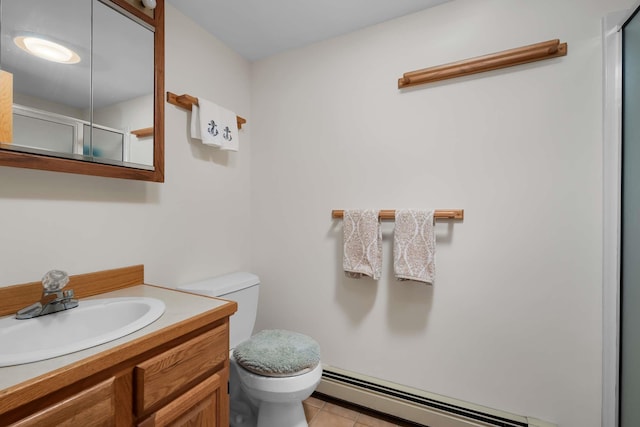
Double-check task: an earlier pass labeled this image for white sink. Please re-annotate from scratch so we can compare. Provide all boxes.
[0,297,165,367]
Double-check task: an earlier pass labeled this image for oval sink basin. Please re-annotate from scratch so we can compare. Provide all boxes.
[0,297,165,367]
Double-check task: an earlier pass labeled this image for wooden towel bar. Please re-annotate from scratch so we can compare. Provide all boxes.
[166,92,247,129]
[398,39,567,89]
[331,209,464,220]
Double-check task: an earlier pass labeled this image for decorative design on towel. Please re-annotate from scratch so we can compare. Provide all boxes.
[393,209,435,284]
[233,329,321,377]
[207,119,219,137]
[189,98,239,151]
[343,209,382,280]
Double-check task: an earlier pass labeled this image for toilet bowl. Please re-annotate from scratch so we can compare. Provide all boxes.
[232,354,322,427]
[177,272,321,427]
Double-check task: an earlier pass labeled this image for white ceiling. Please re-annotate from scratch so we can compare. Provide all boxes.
[167,0,450,61]
[2,0,450,109]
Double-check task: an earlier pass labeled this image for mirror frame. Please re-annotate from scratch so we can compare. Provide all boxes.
[0,0,164,182]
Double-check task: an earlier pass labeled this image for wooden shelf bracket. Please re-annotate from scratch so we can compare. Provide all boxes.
[166,92,247,129]
[398,39,567,89]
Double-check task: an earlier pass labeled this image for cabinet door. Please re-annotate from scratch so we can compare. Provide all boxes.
[10,378,116,427]
[138,373,221,427]
[135,325,228,415]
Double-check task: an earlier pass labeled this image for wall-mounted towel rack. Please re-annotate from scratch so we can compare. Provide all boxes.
[398,39,567,89]
[166,92,247,129]
[332,209,464,220]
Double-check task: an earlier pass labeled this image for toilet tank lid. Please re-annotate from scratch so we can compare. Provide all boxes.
[177,272,260,297]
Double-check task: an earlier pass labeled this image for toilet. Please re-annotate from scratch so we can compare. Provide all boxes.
[177,272,322,427]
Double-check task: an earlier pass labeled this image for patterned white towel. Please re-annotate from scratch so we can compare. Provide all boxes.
[343,209,382,280]
[393,209,435,284]
[190,98,239,150]
[190,101,222,147]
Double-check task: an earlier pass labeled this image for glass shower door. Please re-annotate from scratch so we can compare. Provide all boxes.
[621,8,640,427]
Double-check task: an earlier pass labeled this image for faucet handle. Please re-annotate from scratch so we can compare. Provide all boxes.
[42,270,69,292]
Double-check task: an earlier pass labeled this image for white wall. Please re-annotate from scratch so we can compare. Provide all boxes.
[249,1,635,426]
[0,4,252,288]
[93,94,155,165]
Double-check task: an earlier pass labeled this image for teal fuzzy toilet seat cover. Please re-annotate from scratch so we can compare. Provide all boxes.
[233,329,321,377]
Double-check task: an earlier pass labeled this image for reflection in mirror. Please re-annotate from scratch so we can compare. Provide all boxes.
[1,0,91,159]
[0,0,164,181]
[90,0,154,167]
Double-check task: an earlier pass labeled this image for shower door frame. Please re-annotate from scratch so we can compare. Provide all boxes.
[603,3,640,427]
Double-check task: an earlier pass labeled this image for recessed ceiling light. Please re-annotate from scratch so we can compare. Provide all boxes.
[14,36,80,64]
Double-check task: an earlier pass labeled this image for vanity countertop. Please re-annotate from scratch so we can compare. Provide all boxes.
[0,284,235,395]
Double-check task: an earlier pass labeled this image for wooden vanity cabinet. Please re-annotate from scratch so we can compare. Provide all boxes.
[4,322,230,427]
[0,267,236,427]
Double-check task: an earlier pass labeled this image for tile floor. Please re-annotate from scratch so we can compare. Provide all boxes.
[303,393,422,427]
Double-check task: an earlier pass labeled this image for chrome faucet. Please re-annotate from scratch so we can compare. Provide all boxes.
[16,270,78,319]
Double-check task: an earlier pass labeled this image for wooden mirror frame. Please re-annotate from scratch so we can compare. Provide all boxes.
[0,0,165,182]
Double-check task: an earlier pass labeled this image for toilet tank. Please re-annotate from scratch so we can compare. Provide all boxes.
[177,272,260,349]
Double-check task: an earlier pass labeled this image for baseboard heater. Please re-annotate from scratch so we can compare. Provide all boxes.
[316,366,556,427]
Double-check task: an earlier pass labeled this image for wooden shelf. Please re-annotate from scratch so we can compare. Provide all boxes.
[166,92,246,129]
[131,127,154,138]
[398,39,567,89]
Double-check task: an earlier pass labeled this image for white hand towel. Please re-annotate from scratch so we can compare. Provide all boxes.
[197,98,224,148]
[190,104,202,139]
[393,209,435,284]
[218,106,239,152]
[343,209,382,280]
[189,98,239,151]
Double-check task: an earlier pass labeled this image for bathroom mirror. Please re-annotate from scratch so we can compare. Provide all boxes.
[0,0,164,182]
